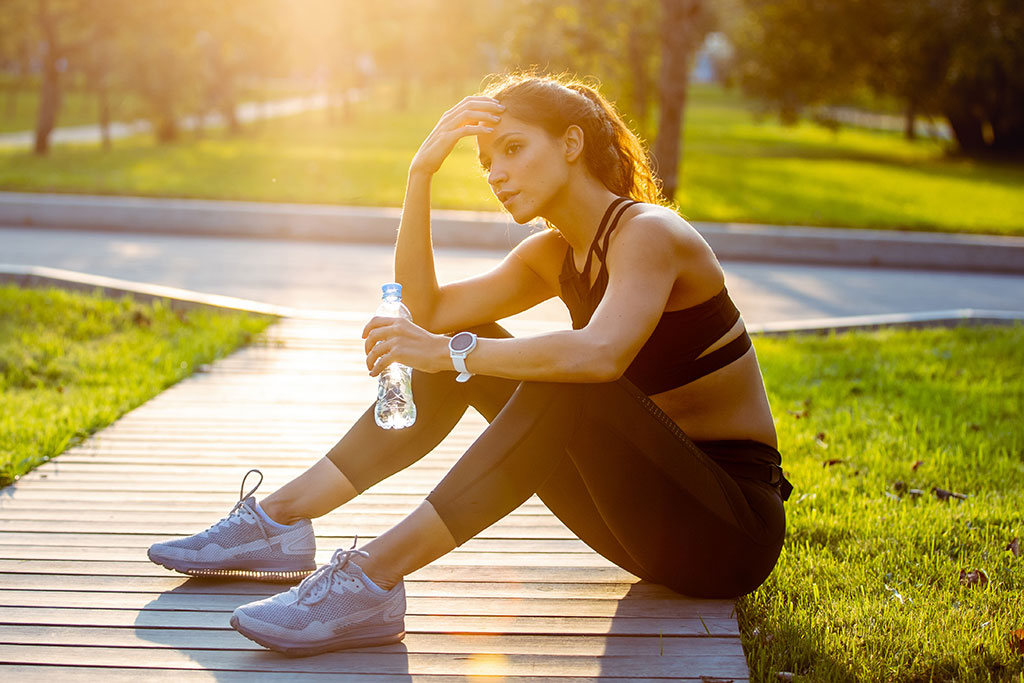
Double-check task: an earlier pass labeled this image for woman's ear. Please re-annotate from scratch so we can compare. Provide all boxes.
[563,125,584,163]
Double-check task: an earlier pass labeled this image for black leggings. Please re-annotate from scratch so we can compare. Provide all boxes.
[327,324,786,599]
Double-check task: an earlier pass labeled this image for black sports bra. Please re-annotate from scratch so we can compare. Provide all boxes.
[559,197,752,395]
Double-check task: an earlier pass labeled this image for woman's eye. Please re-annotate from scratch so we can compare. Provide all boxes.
[505,143,520,155]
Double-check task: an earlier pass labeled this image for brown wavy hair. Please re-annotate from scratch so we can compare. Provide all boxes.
[480,72,664,208]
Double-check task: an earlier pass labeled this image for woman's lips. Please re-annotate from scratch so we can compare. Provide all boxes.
[501,191,519,207]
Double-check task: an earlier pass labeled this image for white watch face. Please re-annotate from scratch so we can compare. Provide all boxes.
[450,332,475,353]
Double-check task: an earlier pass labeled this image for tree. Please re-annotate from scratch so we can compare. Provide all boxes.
[27,0,99,155]
[731,0,1024,156]
[650,0,713,201]
[116,0,207,143]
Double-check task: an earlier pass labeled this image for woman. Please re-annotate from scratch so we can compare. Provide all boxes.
[148,73,792,657]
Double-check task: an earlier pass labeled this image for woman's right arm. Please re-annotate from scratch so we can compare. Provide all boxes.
[393,168,440,325]
[394,96,554,333]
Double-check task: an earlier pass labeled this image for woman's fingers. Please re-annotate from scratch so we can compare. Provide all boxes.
[362,316,390,342]
[366,338,392,374]
[411,97,504,175]
[445,96,505,115]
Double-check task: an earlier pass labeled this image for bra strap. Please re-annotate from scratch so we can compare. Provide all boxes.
[594,199,638,266]
[580,197,633,282]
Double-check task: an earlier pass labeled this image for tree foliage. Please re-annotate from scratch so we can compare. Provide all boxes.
[731,0,1024,156]
[3,0,716,184]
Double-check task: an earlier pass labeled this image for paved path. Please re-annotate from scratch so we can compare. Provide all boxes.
[3,226,1023,333]
[0,316,748,681]
[0,94,331,148]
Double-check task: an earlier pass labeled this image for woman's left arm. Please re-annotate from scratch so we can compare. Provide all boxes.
[363,215,680,382]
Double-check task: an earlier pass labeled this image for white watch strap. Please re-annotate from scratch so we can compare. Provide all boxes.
[452,354,472,383]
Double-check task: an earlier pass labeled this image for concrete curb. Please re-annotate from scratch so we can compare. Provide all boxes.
[3,192,1023,274]
[4,265,1023,333]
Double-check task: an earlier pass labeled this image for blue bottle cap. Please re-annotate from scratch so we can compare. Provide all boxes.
[382,282,402,299]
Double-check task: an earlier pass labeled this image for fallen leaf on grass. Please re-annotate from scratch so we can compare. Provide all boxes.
[1007,538,1020,558]
[777,673,796,682]
[969,423,981,431]
[787,410,808,419]
[933,487,968,502]
[912,460,924,471]
[1010,629,1024,655]
[893,480,907,493]
[959,568,989,587]
[823,459,843,467]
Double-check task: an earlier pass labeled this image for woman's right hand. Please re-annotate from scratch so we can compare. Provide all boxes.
[409,96,505,177]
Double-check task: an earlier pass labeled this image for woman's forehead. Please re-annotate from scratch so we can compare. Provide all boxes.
[477,115,544,156]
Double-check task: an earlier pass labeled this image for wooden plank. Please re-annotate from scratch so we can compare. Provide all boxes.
[0,584,724,615]
[0,574,717,603]
[0,550,618,567]
[0,626,743,657]
[0,607,737,637]
[0,522,585,542]
[0,645,750,678]
[0,590,729,621]
[0,533,576,550]
[0,561,641,583]
[0,665,742,683]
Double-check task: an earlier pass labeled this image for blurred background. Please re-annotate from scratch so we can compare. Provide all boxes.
[0,0,1021,234]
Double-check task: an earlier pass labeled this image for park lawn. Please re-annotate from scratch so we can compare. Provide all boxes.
[1,84,1022,235]
[745,324,1024,682]
[0,285,275,486]
[0,88,118,134]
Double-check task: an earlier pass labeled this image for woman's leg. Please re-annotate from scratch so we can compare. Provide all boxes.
[357,378,785,598]
[261,324,519,524]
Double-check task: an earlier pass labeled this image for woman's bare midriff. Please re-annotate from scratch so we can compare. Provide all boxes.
[647,318,778,448]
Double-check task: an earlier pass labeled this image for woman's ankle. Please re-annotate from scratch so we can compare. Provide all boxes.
[352,557,401,592]
[258,497,297,526]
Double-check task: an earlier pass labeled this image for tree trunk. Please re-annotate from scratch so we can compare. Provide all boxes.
[904,100,917,141]
[98,85,111,150]
[155,110,179,143]
[221,100,241,136]
[626,7,650,134]
[945,107,987,155]
[4,82,16,120]
[33,0,61,156]
[652,0,704,201]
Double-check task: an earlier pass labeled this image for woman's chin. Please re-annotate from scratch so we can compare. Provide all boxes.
[504,204,538,225]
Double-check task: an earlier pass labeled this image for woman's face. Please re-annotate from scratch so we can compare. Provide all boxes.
[477,114,569,223]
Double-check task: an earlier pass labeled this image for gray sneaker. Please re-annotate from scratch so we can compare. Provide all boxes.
[148,469,316,582]
[230,544,406,656]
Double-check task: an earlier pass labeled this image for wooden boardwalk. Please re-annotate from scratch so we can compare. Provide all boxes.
[0,316,750,681]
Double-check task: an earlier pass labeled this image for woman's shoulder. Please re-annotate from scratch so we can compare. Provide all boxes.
[509,228,571,285]
[615,202,711,258]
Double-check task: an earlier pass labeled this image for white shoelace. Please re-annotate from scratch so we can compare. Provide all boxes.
[293,539,370,606]
[198,469,272,547]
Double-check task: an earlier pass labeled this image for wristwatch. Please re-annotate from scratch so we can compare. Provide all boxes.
[448,331,478,383]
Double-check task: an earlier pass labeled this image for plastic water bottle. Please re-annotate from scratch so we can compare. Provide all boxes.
[374,283,417,429]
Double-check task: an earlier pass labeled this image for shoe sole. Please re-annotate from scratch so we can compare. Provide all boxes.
[148,549,315,583]
[230,614,405,657]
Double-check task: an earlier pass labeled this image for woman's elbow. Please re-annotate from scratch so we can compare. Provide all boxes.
[586,344,630,383]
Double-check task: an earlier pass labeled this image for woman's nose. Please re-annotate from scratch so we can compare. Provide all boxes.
[488,166,506,187]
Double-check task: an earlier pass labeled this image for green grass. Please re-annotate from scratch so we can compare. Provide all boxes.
[0,285,275,486]
[0,88,127,134]
[1,83,1022,235]
[744,324,1024,682]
